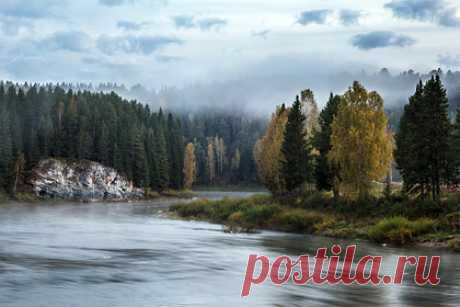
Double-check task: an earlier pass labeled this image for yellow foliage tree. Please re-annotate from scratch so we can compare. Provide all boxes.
[329,81,393,199]
[253,104,289,194]
[183,143,196,189]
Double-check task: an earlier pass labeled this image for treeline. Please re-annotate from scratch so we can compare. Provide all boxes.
[0,82,184,193]
[180,111,266,186]
[254,75,460,202]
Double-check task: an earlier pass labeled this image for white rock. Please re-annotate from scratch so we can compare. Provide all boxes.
[30,159,144,201]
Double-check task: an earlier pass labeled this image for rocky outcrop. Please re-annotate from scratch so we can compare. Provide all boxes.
[30,159,144,201]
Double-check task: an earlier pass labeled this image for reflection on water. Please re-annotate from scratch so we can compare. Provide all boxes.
[0,191,458,307]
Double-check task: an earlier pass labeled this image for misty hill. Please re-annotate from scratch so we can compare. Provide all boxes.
[16,68,459,118]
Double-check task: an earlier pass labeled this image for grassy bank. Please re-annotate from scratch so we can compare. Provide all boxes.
[0,189,196,203]
[144,189,195,200]
[169,193,460,252]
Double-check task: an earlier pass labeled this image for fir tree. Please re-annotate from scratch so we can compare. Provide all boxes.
[280,96,311,192]
[313,93,341,194]
[133,128,148,187]
[396,76,451,200]
[449,111,460,185]
[0,109,13,189]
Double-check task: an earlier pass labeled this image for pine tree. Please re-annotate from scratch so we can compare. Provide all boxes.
[155,127,170,191]
[166,114,183,189]
[11,152,25,195]
[396,76,451,200]
[313,93,341,194]
[62,94,79,158]
[449,111,460,185]
[0,109,13,189]
[422,75,451,200]
[280,96,311,192]
[133,128,148,188]
[395,81,428,196]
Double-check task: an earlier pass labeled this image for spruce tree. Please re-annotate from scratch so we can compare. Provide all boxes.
[314,93,341,194]
[396,76,451,200]
[395,81,428,196]
[449,111,460,185]
[280,96,311,192]
[133,128,148,188]
[155,127,170,191]
[423,75,451,200]
[0,109,13,189]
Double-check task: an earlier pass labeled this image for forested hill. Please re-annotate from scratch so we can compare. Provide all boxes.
[0,82,184,192]
[0,82,266,194]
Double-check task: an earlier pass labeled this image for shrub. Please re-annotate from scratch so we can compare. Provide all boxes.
[444,194,460,213]
[445,211,460,231]
[241,204,280,226]
[170,200,211,218]
[368,216,414,244]
[277,209,324,232]
[368,216,436,245]
[313,215,337,232]
[447,238,460,252]
[411,218,436,234]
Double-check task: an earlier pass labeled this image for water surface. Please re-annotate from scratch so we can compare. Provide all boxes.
[0,191,458,307]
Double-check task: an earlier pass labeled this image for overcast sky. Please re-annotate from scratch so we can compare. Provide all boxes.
[1,0,459,98]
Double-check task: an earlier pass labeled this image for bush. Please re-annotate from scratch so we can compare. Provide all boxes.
[447,238,460,252]
[411,218,436,234]
[444,211,460,231]
[368,216,435,245]
[0,191,9,204]
[277,209,324,232]
[444,194,460,213]
[368,217,414,245]
[241,204,280,226]
[313,215,337,232]
[170,200,212,218]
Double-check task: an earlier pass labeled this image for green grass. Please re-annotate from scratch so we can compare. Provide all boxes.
[170,192,457,248]
[447,238,460,252]
[367,216,435,245]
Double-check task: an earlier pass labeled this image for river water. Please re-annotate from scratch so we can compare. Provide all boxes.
[0,191,458,307]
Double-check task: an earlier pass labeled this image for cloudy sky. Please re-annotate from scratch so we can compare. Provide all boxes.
[0,0,459,97]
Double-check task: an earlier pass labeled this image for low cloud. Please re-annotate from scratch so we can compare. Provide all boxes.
[156,54,183,62]
[352,31,415,50]
[0,0,62,19]
[297,9,331,25]
[99,0,130,6]
[252,29,270,39]
[198,18,227,30]
[173,15,195,29]
[385,0,460,27]
[172,15,227,31]
[37,31,91,52]
[97,34,183,55]
[339,9,362,26]
[117,20,144,31]
[0,16,33,35]
[438,54,460,68]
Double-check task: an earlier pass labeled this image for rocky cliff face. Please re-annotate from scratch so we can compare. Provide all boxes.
[30,159,144,201]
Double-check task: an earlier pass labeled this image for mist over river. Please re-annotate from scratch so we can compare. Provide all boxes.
[0,191,458,307]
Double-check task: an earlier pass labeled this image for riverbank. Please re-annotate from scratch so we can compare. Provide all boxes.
[0,189,196,204]
[169,193,460,252]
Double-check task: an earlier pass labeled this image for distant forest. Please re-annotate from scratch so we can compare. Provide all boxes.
[0,82,266,194]
[48,68,460,116]
[2,68,460,193]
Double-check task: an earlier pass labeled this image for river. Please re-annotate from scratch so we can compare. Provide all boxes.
[0,191,458,307]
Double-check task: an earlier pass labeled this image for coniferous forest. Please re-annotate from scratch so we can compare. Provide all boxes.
[0,81,266,195]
